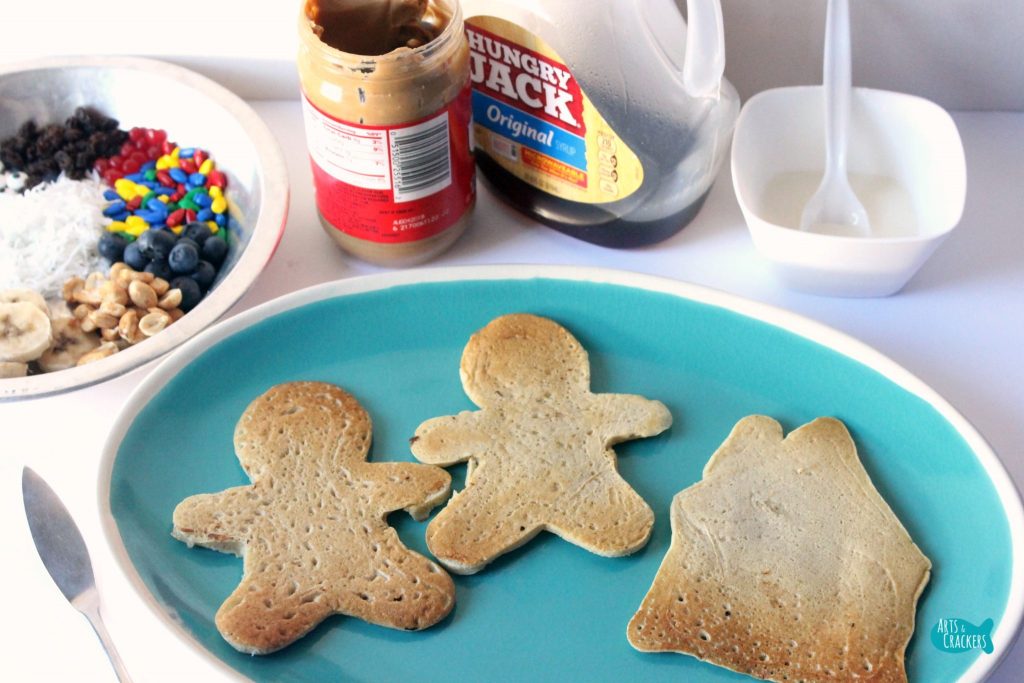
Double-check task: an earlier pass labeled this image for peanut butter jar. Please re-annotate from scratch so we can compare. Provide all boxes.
[298,0,475,266]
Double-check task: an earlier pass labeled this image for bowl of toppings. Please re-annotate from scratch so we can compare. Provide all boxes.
[0,56,288,400]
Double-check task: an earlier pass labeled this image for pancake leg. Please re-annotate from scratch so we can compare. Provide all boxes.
[549,473,653,556]
[214,557,334,655]
[334,538,455,630]
[425,486,540,574]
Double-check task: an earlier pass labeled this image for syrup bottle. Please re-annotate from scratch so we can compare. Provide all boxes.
[461,0,739,247]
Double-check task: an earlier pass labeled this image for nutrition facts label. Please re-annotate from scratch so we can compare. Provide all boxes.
[302,97,392,191]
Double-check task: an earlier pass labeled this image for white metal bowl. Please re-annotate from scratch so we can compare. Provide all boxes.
[732,86,966,297]
[0,56,289,400]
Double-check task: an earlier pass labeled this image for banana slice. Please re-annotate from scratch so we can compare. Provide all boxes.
[0,361,28,378]
[0,289,50,316]
[0,302,52,362]
[37,318,100,372]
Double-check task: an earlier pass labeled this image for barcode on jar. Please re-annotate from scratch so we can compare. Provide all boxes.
[389,111,452,203]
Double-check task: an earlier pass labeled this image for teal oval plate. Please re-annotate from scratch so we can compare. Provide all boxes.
[100,266,1023,682]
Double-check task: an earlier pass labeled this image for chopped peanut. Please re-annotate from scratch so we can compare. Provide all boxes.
[56,261,190,354]
[128,280,158,309]
[140,309,172,337]
[158,288,182,310]
[76,341,119,366]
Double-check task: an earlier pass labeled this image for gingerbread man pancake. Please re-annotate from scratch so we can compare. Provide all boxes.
[172,382,455,654]
[411,314,673,574]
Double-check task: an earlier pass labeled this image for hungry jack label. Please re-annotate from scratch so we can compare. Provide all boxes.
[466,17,643,203]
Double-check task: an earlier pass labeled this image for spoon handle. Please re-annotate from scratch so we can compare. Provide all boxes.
[823,0,852,179]
[78,588,133,683]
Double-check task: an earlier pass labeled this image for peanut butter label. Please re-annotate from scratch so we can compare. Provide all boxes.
[302,87,475,243]
[466,17,643,203]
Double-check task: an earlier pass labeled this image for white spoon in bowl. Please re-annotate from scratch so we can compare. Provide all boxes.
[799,0,870,236]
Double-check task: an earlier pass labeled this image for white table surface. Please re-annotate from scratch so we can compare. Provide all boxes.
[3,101,1022,682]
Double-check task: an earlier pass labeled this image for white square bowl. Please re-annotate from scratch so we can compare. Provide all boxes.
[731,86,966,297]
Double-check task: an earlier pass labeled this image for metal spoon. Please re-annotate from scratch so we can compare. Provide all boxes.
[22,466,132,682]
[799,0,870,236]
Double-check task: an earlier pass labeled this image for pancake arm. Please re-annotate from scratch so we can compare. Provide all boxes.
[367,462,452,521]
[592,394,672,445]
[171,485,265,555]
[410,410,490,466]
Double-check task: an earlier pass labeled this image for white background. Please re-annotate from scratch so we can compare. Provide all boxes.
[1,1,1022,109]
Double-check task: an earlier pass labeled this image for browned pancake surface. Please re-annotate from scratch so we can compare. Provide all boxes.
[172,381,454,654]
[628,416,931,683]
[412,313,672,573]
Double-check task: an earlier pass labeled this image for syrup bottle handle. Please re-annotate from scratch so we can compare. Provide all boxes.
[682,0,726,98]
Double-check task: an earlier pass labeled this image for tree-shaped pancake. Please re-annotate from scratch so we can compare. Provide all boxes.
[628,416,931,683]
[172,382,455,654]
[411,313,673,574]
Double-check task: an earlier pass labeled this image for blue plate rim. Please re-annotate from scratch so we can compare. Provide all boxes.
[96,264,1024,682]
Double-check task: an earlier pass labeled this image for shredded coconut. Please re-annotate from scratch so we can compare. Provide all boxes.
[0,174,110,299]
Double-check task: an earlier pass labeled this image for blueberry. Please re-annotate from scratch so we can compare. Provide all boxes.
[135,228,157,257]
[137,228,176,261]
[98,233,127,262]
[149,229,177,261]
[191,260,216,292]
[201,236,227,267]
[183,221,213,245]
[168,242,199,274]
[144,258,173,281]
[171,276,202,312]
[175,237,200,252]
[123,241,147,270]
